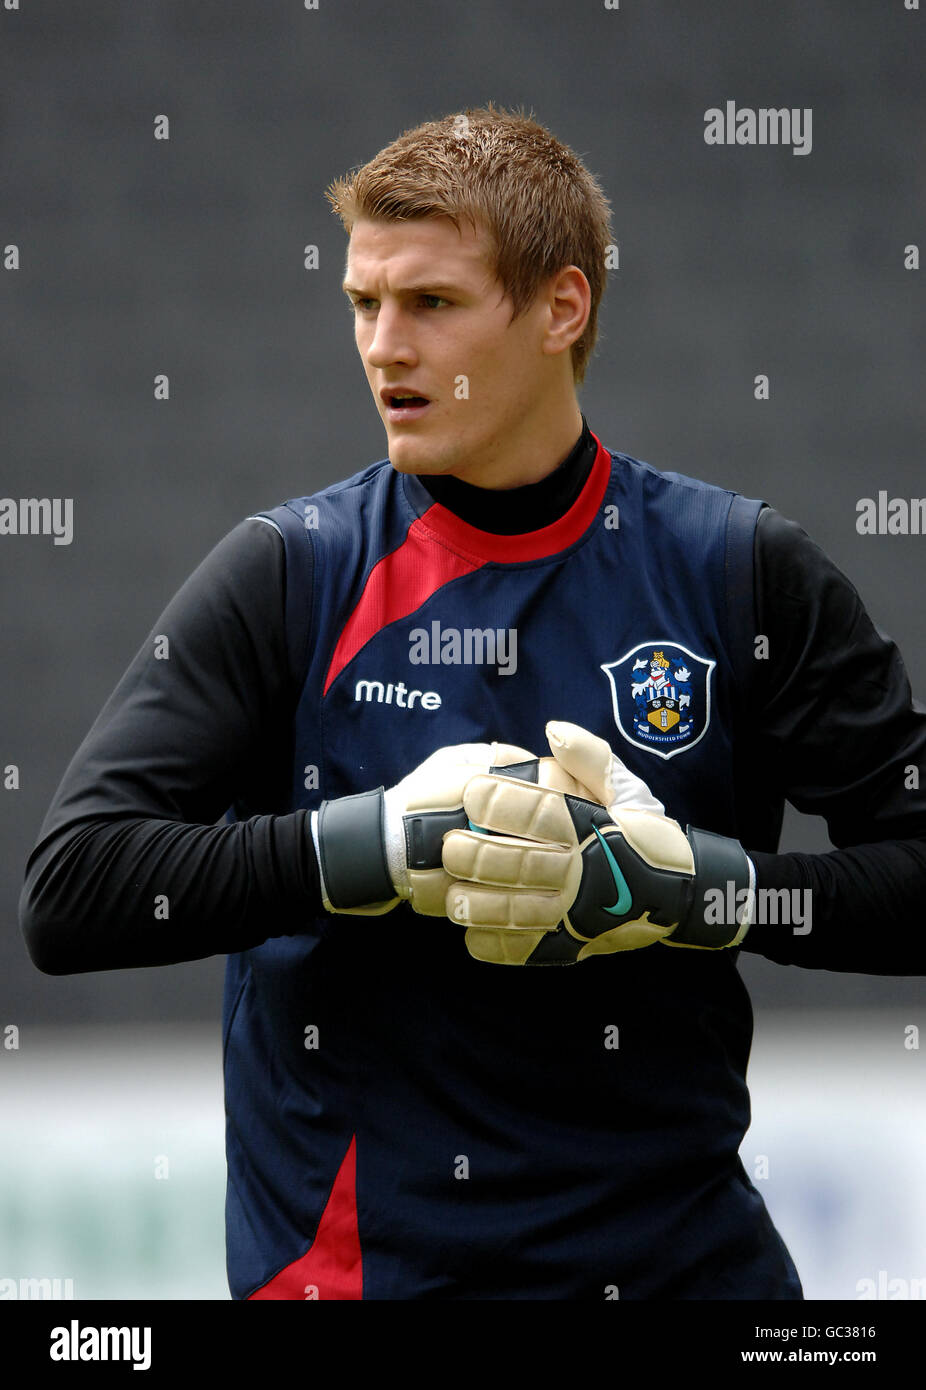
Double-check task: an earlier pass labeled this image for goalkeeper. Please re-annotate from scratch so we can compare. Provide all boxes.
[20,105,926,1300]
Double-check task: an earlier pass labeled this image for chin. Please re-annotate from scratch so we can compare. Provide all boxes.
[386,442,450,477]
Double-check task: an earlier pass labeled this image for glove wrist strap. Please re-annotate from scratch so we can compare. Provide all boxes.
[671,826,752,947]
[316,788,394,909]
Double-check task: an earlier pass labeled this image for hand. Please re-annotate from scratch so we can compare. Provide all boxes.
[441,721,755,964]
[311,739,595,917]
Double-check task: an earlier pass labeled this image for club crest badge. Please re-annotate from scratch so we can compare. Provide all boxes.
[601,642,715,760]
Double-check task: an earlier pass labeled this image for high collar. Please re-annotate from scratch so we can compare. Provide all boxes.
[400,421,611,564]
[412,415,597,534]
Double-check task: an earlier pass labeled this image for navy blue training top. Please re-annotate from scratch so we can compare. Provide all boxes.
[21,421,926,1299]
[225,430,797,1299]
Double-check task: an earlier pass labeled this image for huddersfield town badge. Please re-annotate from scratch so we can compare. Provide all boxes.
[601,642,715,760]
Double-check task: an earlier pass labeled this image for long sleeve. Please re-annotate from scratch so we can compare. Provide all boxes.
[738,506,926,973]
[19,516,324,974]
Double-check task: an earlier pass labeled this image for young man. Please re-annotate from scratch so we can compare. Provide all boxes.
[21,106,926,1300]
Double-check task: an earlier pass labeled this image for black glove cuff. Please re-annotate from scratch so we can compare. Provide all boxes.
[671,826,751,947]
[316,788,394,909]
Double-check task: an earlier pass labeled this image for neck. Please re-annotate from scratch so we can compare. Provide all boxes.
[419,414,597,535]
[468,399,585,490]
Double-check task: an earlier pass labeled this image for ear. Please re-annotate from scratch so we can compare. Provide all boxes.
[540,265,591,359]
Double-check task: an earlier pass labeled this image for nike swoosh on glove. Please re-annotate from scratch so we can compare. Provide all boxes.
[441,721,756,964]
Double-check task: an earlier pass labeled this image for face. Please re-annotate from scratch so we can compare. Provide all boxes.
[343,215,568,488]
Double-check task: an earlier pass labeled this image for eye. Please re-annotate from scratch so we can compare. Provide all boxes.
[419,295,448,309]
[349,297,376,313]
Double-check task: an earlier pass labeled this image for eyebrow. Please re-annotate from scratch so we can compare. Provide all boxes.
[341,282,463,297]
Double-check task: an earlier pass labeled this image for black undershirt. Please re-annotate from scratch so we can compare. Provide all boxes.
[19,420,926,975]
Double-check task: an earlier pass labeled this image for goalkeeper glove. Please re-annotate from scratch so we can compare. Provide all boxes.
[442,721,755,964]
[311,739,594,917]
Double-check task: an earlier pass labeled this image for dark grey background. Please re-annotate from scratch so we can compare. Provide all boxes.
[3,0,923,1023]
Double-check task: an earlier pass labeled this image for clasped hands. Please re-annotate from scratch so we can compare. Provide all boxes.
[312,722,754,965]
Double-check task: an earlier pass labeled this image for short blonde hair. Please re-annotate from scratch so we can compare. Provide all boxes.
[325,103,613,385]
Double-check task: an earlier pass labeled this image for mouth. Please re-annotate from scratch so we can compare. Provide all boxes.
[381,391,432,423]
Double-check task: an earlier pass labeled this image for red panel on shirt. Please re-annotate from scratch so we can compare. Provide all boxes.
[322,435,611,693]
[323,521,481,694]
[248,1134,363,1300]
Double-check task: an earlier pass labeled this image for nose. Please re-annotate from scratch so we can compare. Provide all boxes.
[363,303,418,370]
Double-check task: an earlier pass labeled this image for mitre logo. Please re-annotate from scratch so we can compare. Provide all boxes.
[601,641,715,760]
